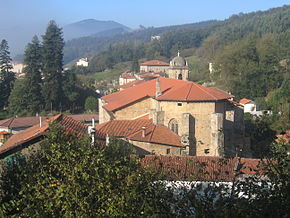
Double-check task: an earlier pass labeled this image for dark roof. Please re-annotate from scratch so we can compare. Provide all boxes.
[0,116,50,128]
[140,155,265,182]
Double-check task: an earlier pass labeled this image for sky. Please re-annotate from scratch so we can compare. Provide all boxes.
[0,0,289,55]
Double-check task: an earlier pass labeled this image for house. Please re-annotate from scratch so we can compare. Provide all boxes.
[140,60,169,73]
[76,58,89,67]
[0,114,89,159]
[0,131,11,146]
[0,114,99,135]
[239,98,257,113]
[119,72,137,86]
[0,116,50,134]
[98,76,249,157]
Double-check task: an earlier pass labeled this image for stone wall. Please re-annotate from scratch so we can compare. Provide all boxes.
[128,140,183,156]
[114,97,154,120]
[167,67,189,80]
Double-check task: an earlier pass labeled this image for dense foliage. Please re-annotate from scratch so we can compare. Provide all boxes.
[0,39,15,110]
[0,125,289,217]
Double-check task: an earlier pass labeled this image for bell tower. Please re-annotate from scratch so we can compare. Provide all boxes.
[167,51,189,81]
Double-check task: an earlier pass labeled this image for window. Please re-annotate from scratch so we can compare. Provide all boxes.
[168,119,178,135]
[166,148,170,154]
[177,102,182,106]
[178,73,182,80]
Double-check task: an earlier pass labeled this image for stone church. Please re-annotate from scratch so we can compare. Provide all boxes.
[97,54,250,157]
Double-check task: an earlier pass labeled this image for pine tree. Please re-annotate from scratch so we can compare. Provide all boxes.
[0,39,15,109]
[41,21,64,111]
[22,36,43,114]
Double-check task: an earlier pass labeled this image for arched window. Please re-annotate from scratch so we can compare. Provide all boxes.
[168,118,178,135]
[178,73,182,80]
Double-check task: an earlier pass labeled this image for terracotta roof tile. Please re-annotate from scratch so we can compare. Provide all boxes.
[239,98,252,104]
[67,114,99,122]
[0,114,88,157]
[140,60,169,66]
[140,155,264,181]
[0,116,50,128]
[95,119,183,147]
[102,77,233,112]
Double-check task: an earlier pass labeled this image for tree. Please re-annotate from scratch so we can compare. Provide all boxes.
[0,39,15,109]
[0,125,167,216]
[62,71,79,112]
[8,79,28,116]
[22,36,43,114]
[84,96,97,113]
[42,21,64,111]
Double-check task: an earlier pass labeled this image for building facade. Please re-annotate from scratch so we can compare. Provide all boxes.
[98,77,249,157]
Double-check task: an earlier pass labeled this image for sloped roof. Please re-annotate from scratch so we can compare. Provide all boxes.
[140,60,169,66]
[120,72,136,79]
[239,98,253,104]
[67,114,99,122]
[0,114,88,157]
[102,77,233,112]
[0,116,50,128]
[140,155,265,182]
[95,119,183,147]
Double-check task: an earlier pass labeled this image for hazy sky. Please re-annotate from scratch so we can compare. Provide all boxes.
[0,0,289,55]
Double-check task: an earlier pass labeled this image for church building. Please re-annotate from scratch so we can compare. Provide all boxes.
[97,54,249,157]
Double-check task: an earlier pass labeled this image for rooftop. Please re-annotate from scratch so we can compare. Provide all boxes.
[140,60,169,66]
[0,114,88,157]
[96,119,183,147]
[102,77,233,112]
[140,155,265,182]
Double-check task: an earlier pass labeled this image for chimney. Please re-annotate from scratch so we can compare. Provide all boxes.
[156,78,161,97]
[39,116,42,128]
[141,126,146,138]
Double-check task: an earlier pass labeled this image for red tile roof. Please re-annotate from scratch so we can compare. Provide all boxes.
[102,77,233,112]
[140,60,169,66]
[140,155,265,181]
[0,131,10,135]
[0,114,88,157]
[95,119,183,147]
[0,116,50,128]
[239,98,252,104]
[276,130,290,144]
[120,72,136,79]
[67,114,99,122]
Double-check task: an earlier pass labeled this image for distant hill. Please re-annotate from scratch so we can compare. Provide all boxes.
[63,20,216,63]
[63,19,131,40]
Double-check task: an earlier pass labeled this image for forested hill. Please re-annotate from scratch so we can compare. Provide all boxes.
[84,5,290,130]
[63,20,216,63]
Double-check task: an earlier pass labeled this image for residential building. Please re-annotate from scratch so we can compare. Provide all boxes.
[0,114,89,159]
[76,58,89,67]
[140,60,169,73]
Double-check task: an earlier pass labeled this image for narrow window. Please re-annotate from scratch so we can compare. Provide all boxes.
[166,148,170,154]
[177,102,182,106]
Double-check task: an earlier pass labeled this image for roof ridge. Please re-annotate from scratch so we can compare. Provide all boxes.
[192,83,218,101]
[149,125,156,141]
[185,83,193,101]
